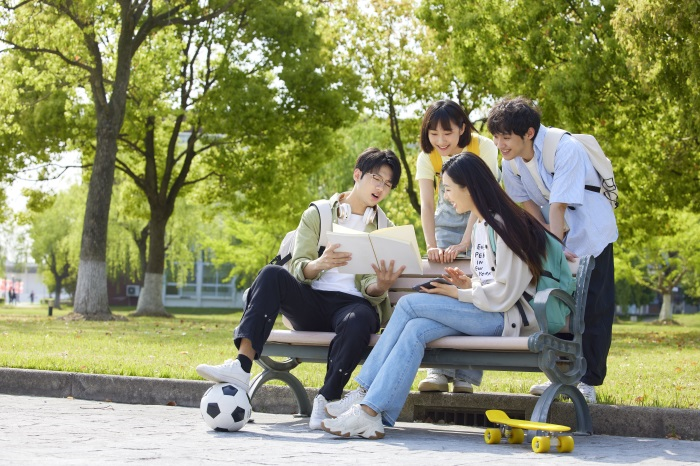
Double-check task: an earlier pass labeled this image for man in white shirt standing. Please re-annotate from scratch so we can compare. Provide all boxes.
[487,96,618,403]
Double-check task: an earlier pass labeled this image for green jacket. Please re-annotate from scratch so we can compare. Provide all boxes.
[288,193,395,326]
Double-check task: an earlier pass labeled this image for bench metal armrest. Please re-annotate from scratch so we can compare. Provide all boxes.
[531,288,576,339]
[531,254,595,343]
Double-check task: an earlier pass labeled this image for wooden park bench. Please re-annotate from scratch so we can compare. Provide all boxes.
[249,256,595,435]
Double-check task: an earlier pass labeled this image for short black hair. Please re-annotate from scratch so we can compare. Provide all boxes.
[487,96,541,138]
[420,100,478,154]
[355,147,402,189]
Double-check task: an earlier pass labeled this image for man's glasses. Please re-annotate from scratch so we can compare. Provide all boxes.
[367,173,393,189]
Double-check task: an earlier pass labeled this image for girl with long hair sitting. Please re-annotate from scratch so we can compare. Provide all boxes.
[321,152,559,439]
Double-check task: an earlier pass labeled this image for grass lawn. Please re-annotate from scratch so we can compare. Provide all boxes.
[1,303,698,409]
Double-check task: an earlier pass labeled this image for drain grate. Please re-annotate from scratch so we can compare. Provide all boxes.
[414,408,527,428]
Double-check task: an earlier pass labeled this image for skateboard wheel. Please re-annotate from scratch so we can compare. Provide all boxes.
[484,428,501,444]
[556,435,574,453]
[507,428,524,444]
[532,436,550,453]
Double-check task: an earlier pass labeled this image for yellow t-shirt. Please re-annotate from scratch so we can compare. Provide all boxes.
[415,134,500,181]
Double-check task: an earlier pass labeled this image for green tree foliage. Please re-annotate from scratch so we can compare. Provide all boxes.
[0,51,74,184]
[421,0,700,311]
[615,279,656,316]
[420,0,646,145]
[204,116,424,285]
[0,0,240,320]
[107,176,150,285]
[612,0,700,211]
[112,2,360,316]
[615,210,700,320]
[20,186,85,308]
[325,0,444,214]
[1,1,361,318]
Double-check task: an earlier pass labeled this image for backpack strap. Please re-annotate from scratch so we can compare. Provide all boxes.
[509,127,566,200]
[543,128,605,195]
[429,133,481,176]
[429,150,442,177]
[509,127,566,178]
[465,133,481,156]
[311,199,385,251]
[486,223,497,258]
[508,159,518,177]
[310,199,333,252]
[542,127,567,174]
[376,205,388,229]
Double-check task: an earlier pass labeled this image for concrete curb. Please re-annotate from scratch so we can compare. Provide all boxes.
[1,367,697,441]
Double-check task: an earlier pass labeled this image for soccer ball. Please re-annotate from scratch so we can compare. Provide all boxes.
[200,383,252,432]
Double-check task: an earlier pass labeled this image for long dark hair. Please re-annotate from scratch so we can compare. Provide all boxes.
[442,152,550,281]
[420,100,478,154]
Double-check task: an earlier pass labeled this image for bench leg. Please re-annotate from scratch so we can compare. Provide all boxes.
[531,383,593,436]
[249,356,312,417]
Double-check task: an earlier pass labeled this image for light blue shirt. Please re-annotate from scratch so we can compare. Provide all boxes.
[502,125,618,258]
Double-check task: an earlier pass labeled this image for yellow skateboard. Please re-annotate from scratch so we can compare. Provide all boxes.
[484,409,574,453]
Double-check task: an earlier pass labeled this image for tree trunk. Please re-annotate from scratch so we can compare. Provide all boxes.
[658,292,674,322]
[132,211,171,317]
[133,272,170,317]
[388,97,421,215]
[72,121,120,321]
[135,224,149,282]
[53,277,62,310]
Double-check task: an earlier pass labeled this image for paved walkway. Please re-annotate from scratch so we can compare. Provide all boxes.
[0,394,697,465]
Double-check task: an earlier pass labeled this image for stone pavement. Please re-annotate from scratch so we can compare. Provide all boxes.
[0,394,697,465]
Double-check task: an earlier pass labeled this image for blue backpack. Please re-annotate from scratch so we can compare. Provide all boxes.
[486,226,575,334]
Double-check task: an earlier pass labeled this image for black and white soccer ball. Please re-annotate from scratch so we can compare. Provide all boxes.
[200,383,252,432]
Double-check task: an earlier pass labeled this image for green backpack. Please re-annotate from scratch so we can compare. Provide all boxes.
[486,226,575,334]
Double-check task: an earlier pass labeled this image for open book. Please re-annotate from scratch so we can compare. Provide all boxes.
[326,224,423,275]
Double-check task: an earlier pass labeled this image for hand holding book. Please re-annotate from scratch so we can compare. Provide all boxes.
[370,260,406,295]
[312,244,352,273]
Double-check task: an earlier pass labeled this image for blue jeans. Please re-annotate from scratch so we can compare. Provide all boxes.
[356,293,504,426]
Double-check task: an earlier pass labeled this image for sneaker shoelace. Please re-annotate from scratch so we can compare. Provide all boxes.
[345,404,363,419]
[340,388,365,408]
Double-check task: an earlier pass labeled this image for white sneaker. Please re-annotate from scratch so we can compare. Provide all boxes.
[452,379,474,393]
[309,394,329,430]
[326,387,366,418]
[322,404,385,439]
[529,380,552,396]
[418,373,449,392]
[577,382,597,404]
[195,359,250,391]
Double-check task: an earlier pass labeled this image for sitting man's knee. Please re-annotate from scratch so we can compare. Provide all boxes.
[256,264,288,281]
[339,307,379,334]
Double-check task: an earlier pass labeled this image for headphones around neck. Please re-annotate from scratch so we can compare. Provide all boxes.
[338,203,376,225]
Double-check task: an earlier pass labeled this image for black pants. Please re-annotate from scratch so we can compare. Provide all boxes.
[580,243,616,386]
[234,265,380,400]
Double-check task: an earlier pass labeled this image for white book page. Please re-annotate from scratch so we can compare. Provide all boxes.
[369,236,423,274]
[331,223,363,235]
[370,225,422,272]
[326,231,377,274]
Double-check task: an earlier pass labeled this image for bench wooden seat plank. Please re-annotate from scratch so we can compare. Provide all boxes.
[266,331,530,351]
